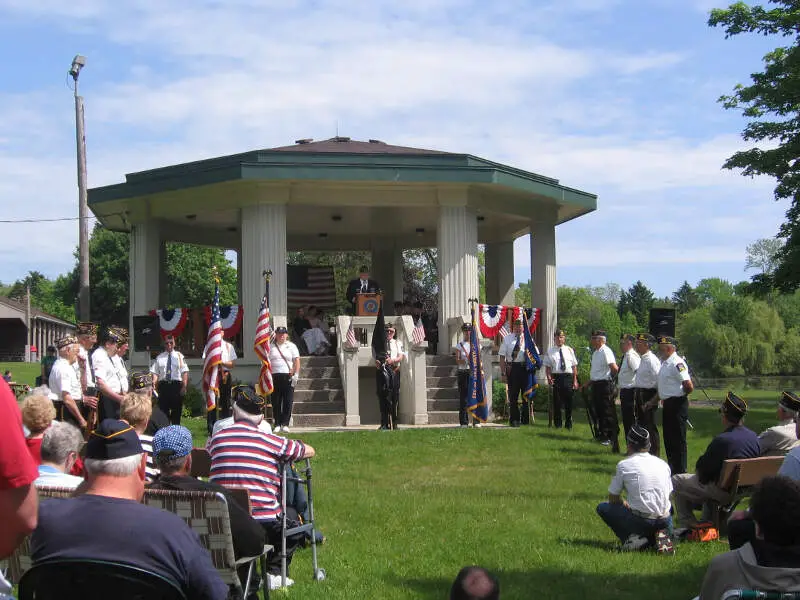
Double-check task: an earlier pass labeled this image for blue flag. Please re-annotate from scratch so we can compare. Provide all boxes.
[523,310,543,402]
[466,308,488,423]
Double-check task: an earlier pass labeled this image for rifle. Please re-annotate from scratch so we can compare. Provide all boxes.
[548,382,554,428]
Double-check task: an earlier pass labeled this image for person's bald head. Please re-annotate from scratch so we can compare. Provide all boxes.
[450,566,499,600]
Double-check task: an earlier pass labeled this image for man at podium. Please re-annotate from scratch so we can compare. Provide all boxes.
[346,265,381,314]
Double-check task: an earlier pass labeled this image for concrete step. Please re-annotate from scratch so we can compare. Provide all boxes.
[300,366,340,379]
[427,398,460,411]
[427,410,461,425]
[292,389,344,403]
[292,400,346,415]
[292,413,346,427]
[294,378,342,391]
[426,387,459,400]
[426,355,458,366]
[426,375,458,388]
[427,365,458,377]
[300,356,338,367]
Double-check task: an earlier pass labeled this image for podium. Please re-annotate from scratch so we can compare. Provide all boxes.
[356,293,382,316]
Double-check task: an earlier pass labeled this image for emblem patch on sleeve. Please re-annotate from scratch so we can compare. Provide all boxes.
[676,363,686,373]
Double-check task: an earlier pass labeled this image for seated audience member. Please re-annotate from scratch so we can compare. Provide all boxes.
[596,425,674,553]
[450,566,500,600]
[759,391,800,456]
[3,370,12,383]
[292,306,311,338]
[208,386,315,590]
[21,391,57,465]
[302,326,330,356]
[700,476,800,599]
[129,371,170,436]
[672,392,760,536]
[149,425,265,587]
[120,392,158,482]
[30,419,227,600]
[34,421,84,489]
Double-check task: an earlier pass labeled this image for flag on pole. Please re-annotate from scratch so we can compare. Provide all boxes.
[345,317,358,349]
[202,277,224,411]
[498,323,510,340]
[522,309,543,402]
[254,293,274,396]
[466,306,488,423]
[412,317,426,345]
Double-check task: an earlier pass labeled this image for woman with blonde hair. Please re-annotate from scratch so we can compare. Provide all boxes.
[21,391,56,464]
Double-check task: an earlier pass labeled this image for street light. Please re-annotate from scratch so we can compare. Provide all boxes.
[70,54,90,321]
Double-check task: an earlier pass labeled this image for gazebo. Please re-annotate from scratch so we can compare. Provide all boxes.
[89,137,596,426]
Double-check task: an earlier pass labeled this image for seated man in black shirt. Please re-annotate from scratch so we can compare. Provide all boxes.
[31,419,227,600]
[672,392,761,535]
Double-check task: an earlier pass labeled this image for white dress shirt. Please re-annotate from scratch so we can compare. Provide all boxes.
[92,347,123,394]
[150,350,189,381]
[608,452,673,518]
[618,348,641,389]
[49,358,82,401]
[499,333,528,363]
[270,341,300,374]
[544,344,578,374]
[634,351,661,389]
[657,352,691,398]
[75,346,96,387]
[590,344,616,381]
[453,340,471,371]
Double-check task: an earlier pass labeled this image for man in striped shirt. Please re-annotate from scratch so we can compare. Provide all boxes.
[208,385,315,589]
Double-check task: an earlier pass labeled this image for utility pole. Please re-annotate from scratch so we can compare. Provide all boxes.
[25,284,31,363]
[70,54,90,321]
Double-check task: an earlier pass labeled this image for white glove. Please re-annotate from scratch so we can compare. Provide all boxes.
[291,373,299,387]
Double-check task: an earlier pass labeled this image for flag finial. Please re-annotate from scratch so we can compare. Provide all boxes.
[262,269,272,283]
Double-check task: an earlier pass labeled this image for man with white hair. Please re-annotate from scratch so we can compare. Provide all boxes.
[31,419,227,600]
[758,391,800,456]
[587,329,620,451]
[48,336,88,430]
[34,421,84,489]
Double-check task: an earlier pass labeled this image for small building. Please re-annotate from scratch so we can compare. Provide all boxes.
[0,296,76,362]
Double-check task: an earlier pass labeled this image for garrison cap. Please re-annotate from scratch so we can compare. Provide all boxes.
[105,326,127,344]
[780,391,800,414]
[627,424,650,448]
[234,384,266,415]
[461,323,473,332]
[274,326,288,334]
[55,335,78,349]
[635,333,656,344]
[76,322,99,336]
[620,333,635,343]
[722,391,748,420]
[590,329,606,338]
[554,329,566,337]
[130,371,152,391]
[657,335,677,346]
[86,419,143,460]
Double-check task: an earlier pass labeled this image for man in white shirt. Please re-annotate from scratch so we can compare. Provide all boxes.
[269,326,301,433]
[74,322,99,427]
[34,421,84,490]
[453,323,474,428]
[596,424,674,554]
[113,334,130,396]
[49,336,88,430]
[206,339,238,435]
[759,391,800,456]
[92,326,127,422]
[656,336,694,475]
[544,329,579,430]
[633,333,662,457]
[499,319,531,428]
[373,323,406,430]
[587,330,620,450]
[150,334,190,425]
[618,334,641,441]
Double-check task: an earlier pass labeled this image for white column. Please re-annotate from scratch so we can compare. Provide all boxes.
[530,219,557,352]
[129,221,162,369]
[437,198,478,355]
[394,247,404,303]
[484,241,515,306]
[241,202,287,363]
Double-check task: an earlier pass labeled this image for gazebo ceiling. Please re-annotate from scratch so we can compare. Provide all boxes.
[88,137,597,243]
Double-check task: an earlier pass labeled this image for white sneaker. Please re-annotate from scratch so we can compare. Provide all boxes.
[621,534,650,551]
[267,574,295,589]
[274,426,282,433]
[282,426,290,434]
[473,422,482,428]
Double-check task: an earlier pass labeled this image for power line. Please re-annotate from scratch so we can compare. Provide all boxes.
[0,212,125,224]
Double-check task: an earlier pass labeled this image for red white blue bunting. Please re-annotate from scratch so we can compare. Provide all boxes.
[478,304,508,338]
[149,308,189,337]
[203,304,243,339]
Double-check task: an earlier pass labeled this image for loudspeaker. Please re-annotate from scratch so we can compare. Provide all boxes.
[648,308,676,338]
[132,315,161,352]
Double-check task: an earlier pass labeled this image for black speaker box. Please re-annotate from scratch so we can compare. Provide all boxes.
[132,315,162,352]
[648,308,676,338]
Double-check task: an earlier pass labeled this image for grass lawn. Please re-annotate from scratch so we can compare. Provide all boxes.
[0,362,41,387]
[180,385,787,600]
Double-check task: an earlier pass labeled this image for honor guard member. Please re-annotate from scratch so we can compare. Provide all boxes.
[453,323,476,428]
[130,371,171,436]
[150,334,189,425]
[758,391,800,456]
[373,323,406,430]
[499,318,531,428]
[346,265,381,314]
[75,322,99,424]
[672,392,760,534]
[269,326,301,433]
[204,337,238,435]
[48,336,88,430]
[92,326,127,422]
[544,329,579,429]
[656,336,694,475]
[618,334,641,441]
[588,330,620,450]
[633,333,662,457]
[113,330,130,396]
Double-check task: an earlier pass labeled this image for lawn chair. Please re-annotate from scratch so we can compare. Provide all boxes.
[142,488,271,599]
[19,559,186,600]
[279,457,326,587]
[721,591,800,599]
[190,447,212,478]
[709,456,784,532]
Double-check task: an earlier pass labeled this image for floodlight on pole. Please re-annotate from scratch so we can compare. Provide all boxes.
[70,54,90,321]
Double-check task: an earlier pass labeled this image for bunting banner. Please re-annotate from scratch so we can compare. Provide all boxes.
[478,304,508,338]
[203,305,244,338]
[511,306,542,335]
[149,308,189,337]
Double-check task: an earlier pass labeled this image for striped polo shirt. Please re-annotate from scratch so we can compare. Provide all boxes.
[138,433,160,483]
[208,422,306,521]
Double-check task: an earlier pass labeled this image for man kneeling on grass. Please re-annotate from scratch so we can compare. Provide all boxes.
[596,424,674,553]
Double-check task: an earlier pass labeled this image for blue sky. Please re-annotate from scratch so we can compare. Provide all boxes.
[0,0,786,299]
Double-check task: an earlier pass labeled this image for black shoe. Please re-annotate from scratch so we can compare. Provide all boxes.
[510,421,521,428]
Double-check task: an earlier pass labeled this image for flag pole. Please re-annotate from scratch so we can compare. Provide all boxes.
[263,269,272,311]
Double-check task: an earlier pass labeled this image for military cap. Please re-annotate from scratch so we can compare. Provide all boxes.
[86,419,143,460]
[55,335,78,349]
[626,424,650,448]
[105,326,126,344]
[657,335,677,346]
[780,391,800,414]
[620,333,635,343]
[275,326,288,334]
[130,371,153,391]
[152,425,193,460]
[234,384,266,415]
[554,329,566,337]
[722,391,748,420]
[76,322,99,336]
[635,333,656,344]
[461,323,473,332]
[590,329,606,338]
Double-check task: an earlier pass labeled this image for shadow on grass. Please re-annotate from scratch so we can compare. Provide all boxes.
[396,565,708,600]
[557,536,618,551]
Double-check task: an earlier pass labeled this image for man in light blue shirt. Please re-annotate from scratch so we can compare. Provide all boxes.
[34,421,84,490]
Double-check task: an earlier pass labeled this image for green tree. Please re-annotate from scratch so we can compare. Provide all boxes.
[7,271,74,322]
[695,277,735,304]
[617,280,655,326]
[709,2,800,291]
[774,290,800,329]
[515,281,531,307]
[164,243,238,307]
[672,281,701,314]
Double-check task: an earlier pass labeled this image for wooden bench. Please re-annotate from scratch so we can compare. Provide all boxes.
[710,456,785,530]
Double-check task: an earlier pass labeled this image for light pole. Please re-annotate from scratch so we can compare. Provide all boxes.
[70,54,90,322]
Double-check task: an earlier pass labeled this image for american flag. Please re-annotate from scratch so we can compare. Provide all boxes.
[254,293,274,396]
[202,279,224,411]
[287,266,336,312]
[499,324,510,339]
[345,317,358,349]
[412,318,426,345]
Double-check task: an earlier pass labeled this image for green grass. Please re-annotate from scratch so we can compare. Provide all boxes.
[0,362,41,387]
[178,385,786,600]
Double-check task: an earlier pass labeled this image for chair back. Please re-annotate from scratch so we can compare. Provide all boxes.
[228,486,252,515]
[190,447,211,478]
[19,559,186,600]
[722,591,800,599]
[717,457,785,491]
[142,488,241,590]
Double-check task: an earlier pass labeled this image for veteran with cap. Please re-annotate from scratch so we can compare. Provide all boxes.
[758,391,800,457]
[672,392,760,534]
[655,336,694,475]
[74,322,100,425]
[618,334,641,441]
[544,329,579,429]
[269,325,301,433]
[373,322,406,430]
[596,424,674,553]
[30,419,228,599]
[633,333,662,457]
[453,322,476,428]
[92,326,128,422]
[586,329,620,449]
[48,335,88,430]
[129,371,171,436]
[499,318,532,427]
